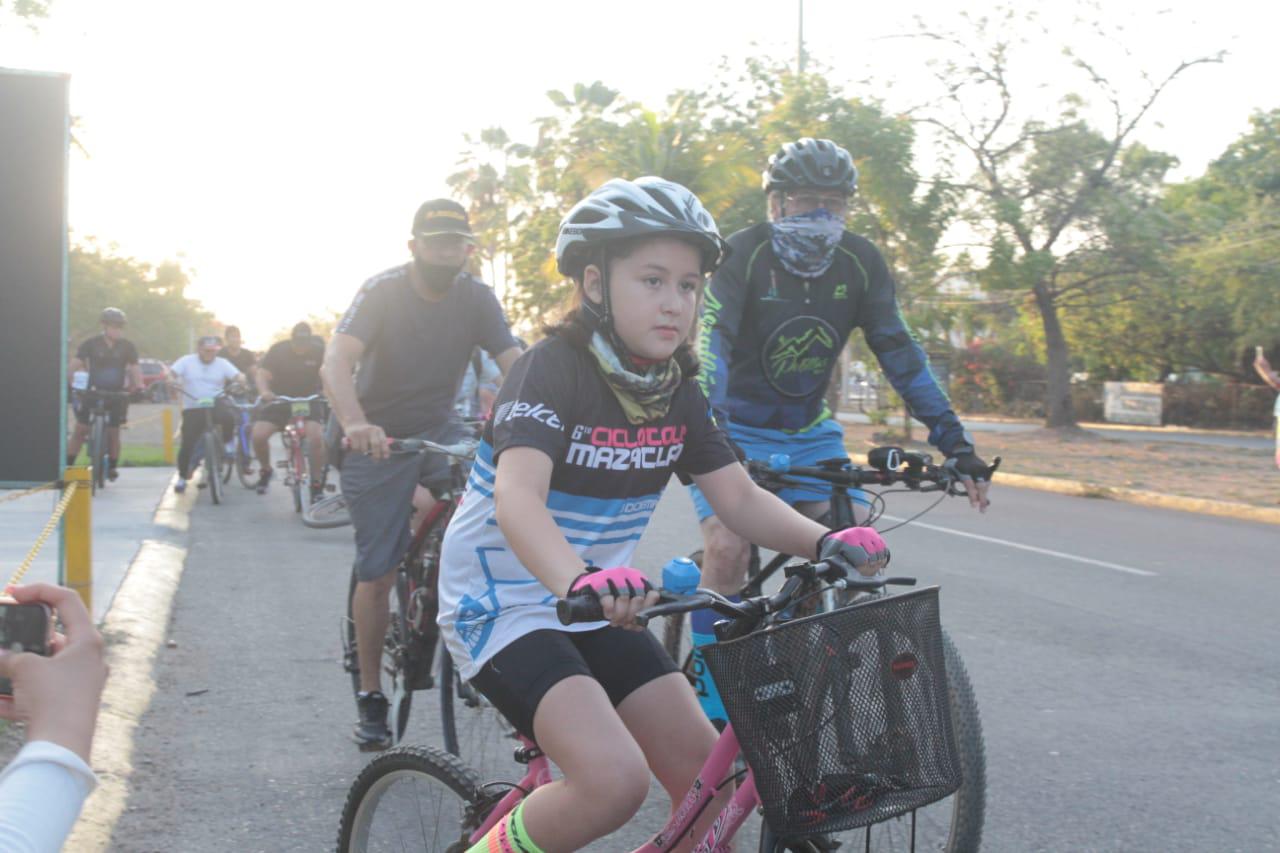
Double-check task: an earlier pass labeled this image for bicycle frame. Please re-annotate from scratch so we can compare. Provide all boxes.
[468,726,761,853]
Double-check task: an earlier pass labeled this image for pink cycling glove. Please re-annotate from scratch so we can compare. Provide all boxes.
[567,566,652,599]
[818,527,890,577]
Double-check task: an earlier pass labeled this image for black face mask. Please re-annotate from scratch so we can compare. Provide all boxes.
[414,255,464,294]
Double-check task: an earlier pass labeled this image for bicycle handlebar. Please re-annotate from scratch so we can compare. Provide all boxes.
[556,559,917,628]
[340,436,479,461]
[747,447,1001,498]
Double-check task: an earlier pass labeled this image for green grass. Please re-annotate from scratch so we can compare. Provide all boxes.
[71,445,170,468]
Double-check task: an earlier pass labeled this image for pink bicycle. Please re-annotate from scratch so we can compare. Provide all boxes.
[337,559,967,852]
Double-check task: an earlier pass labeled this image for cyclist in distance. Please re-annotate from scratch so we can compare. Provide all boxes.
[65,307,142,479]
[689,138,996,724]
[436,177,891,853]
[220,325,257,388]
[252,321,327,499]
[321,199,522,751]
[167,336,245,494]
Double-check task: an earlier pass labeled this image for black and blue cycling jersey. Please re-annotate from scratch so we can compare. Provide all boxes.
[697,222,972,455]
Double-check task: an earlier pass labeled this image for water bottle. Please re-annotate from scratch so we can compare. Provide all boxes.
[662,556,700,595]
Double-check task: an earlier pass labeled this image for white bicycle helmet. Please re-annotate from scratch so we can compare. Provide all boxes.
[556,177,728,278]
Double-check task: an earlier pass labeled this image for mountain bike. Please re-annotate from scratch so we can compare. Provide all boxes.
[74,389,131,495]
[663,446,997,852]
[179,388,239,506]
[337,559,966,852]
[339,426,505,760]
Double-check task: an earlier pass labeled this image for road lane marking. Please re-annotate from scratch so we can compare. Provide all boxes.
[883,516,1158,577]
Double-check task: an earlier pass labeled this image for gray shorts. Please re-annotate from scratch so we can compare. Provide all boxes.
[342,419,467,582]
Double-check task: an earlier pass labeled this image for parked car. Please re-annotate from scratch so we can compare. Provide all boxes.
[138,358,170,402]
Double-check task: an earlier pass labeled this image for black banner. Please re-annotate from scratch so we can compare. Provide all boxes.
[0,70,69,485]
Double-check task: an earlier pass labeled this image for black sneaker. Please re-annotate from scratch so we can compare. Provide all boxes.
[108,464,120,482]
[353,691,392,751]
[255,468,273,495]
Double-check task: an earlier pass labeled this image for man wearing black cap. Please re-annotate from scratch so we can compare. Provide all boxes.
[252,321,328,497]
[323,199,522,750]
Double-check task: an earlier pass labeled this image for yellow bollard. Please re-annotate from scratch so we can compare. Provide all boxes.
[162,406,175,464]
[63,467,93,612]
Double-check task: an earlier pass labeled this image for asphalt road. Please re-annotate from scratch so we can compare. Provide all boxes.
[106,467,1280,852]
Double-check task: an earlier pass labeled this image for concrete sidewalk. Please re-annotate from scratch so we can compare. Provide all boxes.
[0,468,178,622]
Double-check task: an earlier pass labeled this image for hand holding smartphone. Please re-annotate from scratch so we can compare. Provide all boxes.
[0,584,108,763]
[0,602,52,695]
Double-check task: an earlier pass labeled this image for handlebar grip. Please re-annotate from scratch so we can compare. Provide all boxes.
[556,595,605,625]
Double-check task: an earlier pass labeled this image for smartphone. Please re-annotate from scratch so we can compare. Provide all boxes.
[0,603,52,696]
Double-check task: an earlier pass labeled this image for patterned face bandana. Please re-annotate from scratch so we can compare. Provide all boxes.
[586,331,683,425]
[770,208,845,279]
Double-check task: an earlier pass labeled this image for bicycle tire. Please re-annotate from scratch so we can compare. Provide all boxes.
[90,416,107,494]
[757,630,986,853]
[385,573,413,747]
[235,438,257,490]
[204,432,223,505]
[301,492,351,529]
[335,744,482,853]
[344,568,361,696]
[220,440,234,484]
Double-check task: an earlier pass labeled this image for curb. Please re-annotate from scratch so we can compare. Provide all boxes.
[847,450,1280,527]
[68,477,192,851]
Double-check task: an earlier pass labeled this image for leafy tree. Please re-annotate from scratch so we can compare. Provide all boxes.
[452,66,952,343]
[0,0,51,26]
[911,8,1220,426]
[69,242,215,361]
[1163,108,1280,373]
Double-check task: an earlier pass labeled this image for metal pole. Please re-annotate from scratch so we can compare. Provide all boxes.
[798,0,806,74]
[63,466,92,611]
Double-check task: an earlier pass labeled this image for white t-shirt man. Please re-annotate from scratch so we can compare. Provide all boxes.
[169,354,241,408]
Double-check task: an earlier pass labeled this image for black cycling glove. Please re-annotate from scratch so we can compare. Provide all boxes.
[944,452,993,482]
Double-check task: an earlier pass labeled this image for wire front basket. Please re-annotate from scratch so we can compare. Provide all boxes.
[702,586,960,837]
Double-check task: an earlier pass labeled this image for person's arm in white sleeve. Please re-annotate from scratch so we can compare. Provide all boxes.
[0,741,97,852]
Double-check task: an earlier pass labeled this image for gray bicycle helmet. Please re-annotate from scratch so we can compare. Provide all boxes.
[556,177,727,278]
[762,138,858,194]
[100,307,127,326]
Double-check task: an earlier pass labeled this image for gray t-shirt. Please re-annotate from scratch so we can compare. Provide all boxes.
[336,264,517,436]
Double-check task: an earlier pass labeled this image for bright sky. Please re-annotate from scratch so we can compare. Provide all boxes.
[2,0,1275,347]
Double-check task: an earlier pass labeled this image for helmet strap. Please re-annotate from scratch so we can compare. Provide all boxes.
[585,247,641,366]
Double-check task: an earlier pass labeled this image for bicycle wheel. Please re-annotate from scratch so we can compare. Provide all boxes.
[439,645,518,774]
[335,745,482,853]
[384,574,414,747]
[235,437,257,490]
[203,432,224,505]
[757,630,986,853]
[90,416,107,494]
[302,492,351,529]
[220,440,234,484]
[343,568,361,696]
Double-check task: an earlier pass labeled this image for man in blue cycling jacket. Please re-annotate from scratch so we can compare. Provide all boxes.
[688,139,994,722]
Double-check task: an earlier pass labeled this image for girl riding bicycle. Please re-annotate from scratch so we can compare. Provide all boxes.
[437,177,888,852]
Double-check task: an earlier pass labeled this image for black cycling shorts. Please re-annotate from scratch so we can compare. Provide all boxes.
[469,627,679,741]
[73,396,128,427]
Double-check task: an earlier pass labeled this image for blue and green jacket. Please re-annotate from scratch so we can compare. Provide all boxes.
[697,222,971,455]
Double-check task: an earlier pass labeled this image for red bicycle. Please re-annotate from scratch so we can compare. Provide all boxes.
[264,394,330,514]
